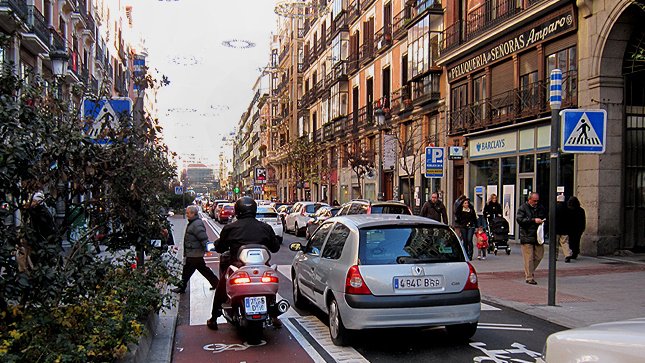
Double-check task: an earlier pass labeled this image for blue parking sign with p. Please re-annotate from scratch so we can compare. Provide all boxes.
[425,147,444,178]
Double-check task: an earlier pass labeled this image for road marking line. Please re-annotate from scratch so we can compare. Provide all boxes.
[277,265,292,281]
[291,316,369,362]
[188,272,224,326]
[476,326,534,332]
[478,323,524,327]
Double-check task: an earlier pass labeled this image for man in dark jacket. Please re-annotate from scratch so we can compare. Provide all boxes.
[516,192,547,285]
[171,205,219,293]
[420,192,449,224]
[208,197,280,330]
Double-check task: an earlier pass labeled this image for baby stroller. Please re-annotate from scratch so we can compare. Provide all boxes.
[486,216,511,255]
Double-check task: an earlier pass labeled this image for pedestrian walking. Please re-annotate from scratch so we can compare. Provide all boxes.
[420,192,449,224]
[555,194,573,263]
[567,196,586,259]
[474,226,489,260]
[483,194,503,227]
[516,192,547,285]
[171,205,219,294]
[455,198,477,259]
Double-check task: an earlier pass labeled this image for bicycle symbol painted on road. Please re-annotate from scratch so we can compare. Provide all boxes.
[470,342,541,362]
[203,341,267,353]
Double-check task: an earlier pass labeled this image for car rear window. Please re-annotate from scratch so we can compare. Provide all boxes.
[369,205,411,214]
[257,212,278,218]
[358,225,465,265]
[223,206,234,211]
[305,204,323,213]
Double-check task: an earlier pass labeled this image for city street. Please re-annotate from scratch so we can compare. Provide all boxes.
[170,214,565,363]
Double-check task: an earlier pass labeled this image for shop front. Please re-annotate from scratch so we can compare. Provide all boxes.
[466,124,574,238]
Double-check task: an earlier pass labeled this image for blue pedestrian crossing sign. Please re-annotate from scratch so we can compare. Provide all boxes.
[561,109,607,154]
[425,147,444,178]
[174,186,184,195]
[253,185,263,194]
[81,98,133,144]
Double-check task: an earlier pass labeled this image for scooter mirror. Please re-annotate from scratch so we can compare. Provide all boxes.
[289,242,301,251]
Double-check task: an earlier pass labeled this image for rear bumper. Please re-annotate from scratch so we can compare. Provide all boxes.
[338,290,481,330]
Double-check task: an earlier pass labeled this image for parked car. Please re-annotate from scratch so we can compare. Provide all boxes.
[255,199,272,206]
[336,199,412,216]
[285,202,329,237]
[289,215,480,346]
[216,203,235,224]
[275,204,292,227]
[256,206,284,243]
[306,206,340,239]
[537,317,645,363]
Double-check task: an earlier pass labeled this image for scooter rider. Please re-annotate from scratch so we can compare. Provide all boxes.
[207,196,281,330]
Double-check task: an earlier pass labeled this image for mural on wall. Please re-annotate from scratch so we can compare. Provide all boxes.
[502,184,515,235]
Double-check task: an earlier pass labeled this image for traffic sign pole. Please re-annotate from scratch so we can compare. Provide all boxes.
[548,69,562,307]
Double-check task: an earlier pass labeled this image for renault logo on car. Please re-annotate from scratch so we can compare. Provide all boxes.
[412,266,424,276]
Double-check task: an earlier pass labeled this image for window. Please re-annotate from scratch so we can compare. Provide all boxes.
[332,32,349,64]
[520,71,539,112]
[403,122,415,156]
[407,15,430,80]
[333,0,347,19]
[322,223,350,259]
[369,205,411,214]
[473,75,487,121]
[547,46,577,104]
[358,225,466,265]
[451,83,468,111]
[330,82,348,120]
[306,222,333,255]
[348,202,366,214]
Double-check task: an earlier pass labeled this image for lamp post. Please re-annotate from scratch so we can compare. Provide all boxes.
[375,109,387,201]
[548,69,562,306]
[50,50,68,99]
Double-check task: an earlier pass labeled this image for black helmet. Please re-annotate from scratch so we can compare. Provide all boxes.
[234,196,257,219]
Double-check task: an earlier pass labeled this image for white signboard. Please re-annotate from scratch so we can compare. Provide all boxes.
[470,132,517,158]
[502,184,515,235]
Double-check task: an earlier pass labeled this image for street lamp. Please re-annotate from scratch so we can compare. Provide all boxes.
[50,50,69,77]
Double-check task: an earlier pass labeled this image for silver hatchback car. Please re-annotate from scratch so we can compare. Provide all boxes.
[289,215,481,346]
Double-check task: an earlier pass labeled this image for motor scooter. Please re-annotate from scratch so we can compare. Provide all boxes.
[221,245,290,344]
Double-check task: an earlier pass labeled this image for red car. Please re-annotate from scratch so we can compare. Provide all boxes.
[216,203,235,224]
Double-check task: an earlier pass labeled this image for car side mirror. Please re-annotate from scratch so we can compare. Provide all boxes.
[289,242,302,251]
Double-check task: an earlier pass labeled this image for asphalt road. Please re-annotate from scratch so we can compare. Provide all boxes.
[171,214,565,362]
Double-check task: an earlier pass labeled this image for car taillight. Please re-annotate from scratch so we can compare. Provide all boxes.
[301,209,306,216]
[261,271,279,283]
[367,206,372,214]
[464,262,479,290]
[345,265,372,295]
[231,271,251,285]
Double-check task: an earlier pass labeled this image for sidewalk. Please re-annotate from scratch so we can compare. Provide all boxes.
[472,241,645,329]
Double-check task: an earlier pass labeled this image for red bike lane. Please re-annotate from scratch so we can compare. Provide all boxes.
[171,217,314,363]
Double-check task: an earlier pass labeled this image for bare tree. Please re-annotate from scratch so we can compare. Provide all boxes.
[389,117,430,209]
[345,141,375,199]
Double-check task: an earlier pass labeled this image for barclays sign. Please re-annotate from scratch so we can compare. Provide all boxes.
[470,132,517,158]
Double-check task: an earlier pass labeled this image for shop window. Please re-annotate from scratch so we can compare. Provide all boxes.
[502,157,517,186]
[469,159,499,193]
[473,75,487,123]
[547,46,577,106]
[519,154,534,173]
[520,71,539,113]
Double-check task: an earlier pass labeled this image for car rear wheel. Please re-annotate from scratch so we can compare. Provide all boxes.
[295,223,305,237]
[446,322,478,341]
[328,298,350,346]
[292,274,308,310]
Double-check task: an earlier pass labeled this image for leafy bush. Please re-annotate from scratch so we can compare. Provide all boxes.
[0,34,180,362]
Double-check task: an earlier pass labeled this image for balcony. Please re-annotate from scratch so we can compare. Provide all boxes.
[314,41,324,58]
[333,11,348,35]
[442,0,546,52]
[448,70,578,134]
[323,122,334,141]
[332,60,348,82]
[0,0,28,32]
[279,45,290,64]
[357,105,373,127]
[324,29,332,47]
[360,0,377,12]
[273,79,288,96]
[51,29,66,51]
[411,0,443,18]
[314,128,323,143]
[347,52,359,75]
[83,12,96,41]
[410,73,440,105]
[347,0,360,25]
[393,7,412,40]
[359,43,374,65]
[391,86,413,114]
[22,6,49,54]
[374,25,392,55]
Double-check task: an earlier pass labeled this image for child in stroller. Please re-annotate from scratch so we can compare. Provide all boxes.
[485,216,511,255]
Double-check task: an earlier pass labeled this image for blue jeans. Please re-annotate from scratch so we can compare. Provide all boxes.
[459,227,475,259]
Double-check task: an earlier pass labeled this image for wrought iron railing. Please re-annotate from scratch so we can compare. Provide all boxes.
[448,70,578,134]
[1,0,29,21]
[27,6,50,47]
[51,29,66,51]
[411,73,440,104]
[347,0,360,24]
[359,42,374,65]
[279,45,290,63]
[374,25,393,54]
[347,53,359,74]
[393,7,412,40]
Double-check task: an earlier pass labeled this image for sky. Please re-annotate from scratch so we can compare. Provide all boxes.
[128,0,278,167]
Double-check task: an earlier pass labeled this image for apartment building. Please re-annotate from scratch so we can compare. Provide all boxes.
[0,0,138,102]
[438,0,645,253]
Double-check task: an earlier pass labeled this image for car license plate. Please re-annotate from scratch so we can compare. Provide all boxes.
[244,296,267,314]
[394,276,444,290]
